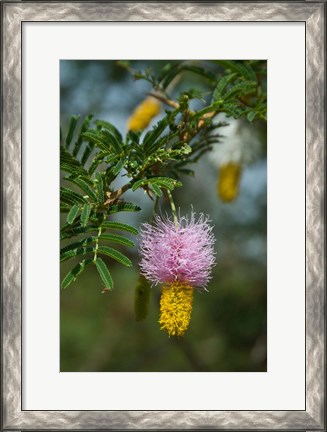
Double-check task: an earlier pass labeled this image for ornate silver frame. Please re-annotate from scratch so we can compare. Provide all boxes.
[2,2,325,431]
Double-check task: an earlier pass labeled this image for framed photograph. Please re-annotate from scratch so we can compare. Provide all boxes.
[2,1,325,430]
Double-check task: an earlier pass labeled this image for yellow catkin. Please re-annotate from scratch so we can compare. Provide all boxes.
[218,163,242,202]
[127,96,161,131]
[159,281,194,337]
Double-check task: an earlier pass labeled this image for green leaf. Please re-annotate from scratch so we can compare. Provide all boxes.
[142,117,168,153]
[80,203,92,227]
[81,142,95,166]
[215,60,257,82]
[65,177,98,202]
[60,204,70,213]
[61,258,93,289]
[101,221,138,235]
[60,145,88,177]
[143,131,179,158]
[60,237,95,256]
[95,120,123,143]
[111,159,126,176]
[223,80,256,101]
[247,110,257,122]
[67,204,81,224]
[126,130,142,146]
[72,114,94,157]
[60,225,98,240]
[95,172,105,202]
[100,129,123,154]
[97,246,132,267]
[60,246,94,262]
[95,258,113,290]
[134,275,151,321]
[108,202,141,214]
[99,233,135,248]
[149,183,163,197]
[132,176,182,192]
[88,152,117,176]
[60,187,88,205]
[211,73,236,102]
[61,163,87,178]
[82,131,109,152]
[66,115,80,148]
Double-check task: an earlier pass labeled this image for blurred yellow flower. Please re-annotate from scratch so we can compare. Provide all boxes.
[209,114,262,202]
[127,96,161,131]
[218,163,242,202]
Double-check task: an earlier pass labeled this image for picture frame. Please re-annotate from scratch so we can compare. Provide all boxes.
[2,1,325,430]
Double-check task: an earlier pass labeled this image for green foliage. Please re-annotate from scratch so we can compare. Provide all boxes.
[66,204,81,225]
[100,221,138,235]
[99,233,135,248]
[108,202,141,214]
[94,258,113,290]
[80,204,92,227]
[132,177,182,192]
[61,258,93,289]
[61,60,267,292]
[97,246,132,267]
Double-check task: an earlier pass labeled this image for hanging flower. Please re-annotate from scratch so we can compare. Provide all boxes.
[210,114,262,202]
[127,96,161,131]
[139,212,216,336]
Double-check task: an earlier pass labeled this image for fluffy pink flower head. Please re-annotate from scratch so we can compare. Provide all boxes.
[139,212,216,288]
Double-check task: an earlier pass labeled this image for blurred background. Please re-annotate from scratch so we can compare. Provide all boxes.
[60,60,267,372]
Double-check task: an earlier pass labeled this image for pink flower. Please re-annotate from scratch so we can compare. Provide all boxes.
[139,212,216,289]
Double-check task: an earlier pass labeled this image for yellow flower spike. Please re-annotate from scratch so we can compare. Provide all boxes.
[159,281,194,337]
[127,96,161,131]
[218,163,242,202]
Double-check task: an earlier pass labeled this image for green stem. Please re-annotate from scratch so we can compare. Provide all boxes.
[94,214,106,261]
[167,190,178,226]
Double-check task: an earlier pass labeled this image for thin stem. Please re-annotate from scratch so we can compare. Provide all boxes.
[93,226,102,262]
[93,213,106,261]
[167,190,178,226]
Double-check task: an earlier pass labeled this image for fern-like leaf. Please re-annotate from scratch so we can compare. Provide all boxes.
[60,187,88,205]
[72,114,94,157]
[111,159,126,176]
[97,246,132,267]
[149,183,163,197]
[95,119,123,143]
[81,142,95,166]
[132,176,182,192]
[66,177,98,202]
[88,152,117,176]
[211,73,236,103]
[60,237,95,256]
[67,204,81,224]
[94,258,113,290]
[66,115,80,148]
[80,203,92,227]
[100,129,123,154]
[60,245,94,262]
[108,202,141,214]
[95,172,105,203]
[60,225,98,240]
[99,233,135,248]
[142,117,168,153]
[101,221,138,235]
[61,258,93,289]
